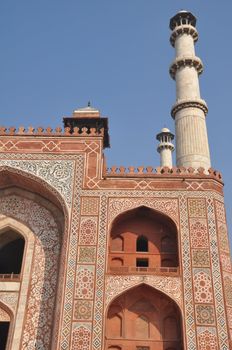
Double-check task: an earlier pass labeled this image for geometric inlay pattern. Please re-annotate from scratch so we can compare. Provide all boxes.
[74,300,93,320]
[188,198,206,218]
[193,270,213,303]
[71,323,91,350]
[197,328,218,350]
[224,276,232,307]
[78,246,96,263]
[196,304,215,325]
[192,249,210,267]
[218,223,230,253]
[190,219,209,248]
[81,197,99,215]
[75,265,95,299]
[221,254,232,273]
[215,201,226,224]
[79,217,98,245]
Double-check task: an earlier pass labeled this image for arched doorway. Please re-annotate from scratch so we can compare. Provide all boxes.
[109,206,179,273]
[0,229,25,277]
[105,284,183,350]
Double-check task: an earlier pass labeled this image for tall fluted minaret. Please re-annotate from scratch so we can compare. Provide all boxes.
[169,10,211,170]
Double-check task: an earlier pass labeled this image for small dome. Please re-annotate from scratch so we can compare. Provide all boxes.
[161,127,170,133]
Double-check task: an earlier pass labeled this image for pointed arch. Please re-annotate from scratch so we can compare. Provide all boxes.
[0,174,67,349]
[109,205,179,272]
[105,283,183,349]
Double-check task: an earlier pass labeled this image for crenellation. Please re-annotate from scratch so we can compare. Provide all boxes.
[106,165,223,181]
[0,125,105,137]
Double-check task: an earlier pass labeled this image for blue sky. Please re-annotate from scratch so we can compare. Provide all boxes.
[1,1,232,244]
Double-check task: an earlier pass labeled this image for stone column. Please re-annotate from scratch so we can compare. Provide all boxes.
[169,11,211,170]
[156,128,175,168]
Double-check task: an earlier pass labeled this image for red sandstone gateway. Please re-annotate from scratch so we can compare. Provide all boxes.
[0,9,230,350]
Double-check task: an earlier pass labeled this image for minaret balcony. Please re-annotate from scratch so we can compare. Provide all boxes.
[170,23,198,46]
[169,55,203,79]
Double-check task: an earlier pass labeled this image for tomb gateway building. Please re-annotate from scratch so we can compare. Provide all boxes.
[0,10,231,350]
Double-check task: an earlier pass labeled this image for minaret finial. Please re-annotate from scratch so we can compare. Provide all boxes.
[169,11,211,170]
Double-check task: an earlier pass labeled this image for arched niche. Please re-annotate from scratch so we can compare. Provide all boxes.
[105,284,183,350]
[108,206,179,272]
[0,167,68,350]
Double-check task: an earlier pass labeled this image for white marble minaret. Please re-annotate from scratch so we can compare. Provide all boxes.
[169,10,211,169]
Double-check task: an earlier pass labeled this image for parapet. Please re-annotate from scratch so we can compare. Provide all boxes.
[0,126,104,137]
[106,166,223,183]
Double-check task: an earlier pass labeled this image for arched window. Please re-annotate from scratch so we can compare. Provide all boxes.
[0,230,25,275]
[111,236,124,251]
[136,236,148,252]
[111,258,123,267]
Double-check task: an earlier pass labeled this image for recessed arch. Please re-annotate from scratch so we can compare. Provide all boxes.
[105,284,183,350]
[0,178,67,349]
[109,206,179,273]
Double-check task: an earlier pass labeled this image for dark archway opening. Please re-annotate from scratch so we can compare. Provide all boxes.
[0,321,10,349]
[0,230,25,275]
[136,236,148,252]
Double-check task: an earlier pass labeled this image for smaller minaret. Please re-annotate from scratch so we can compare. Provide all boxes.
[156,128,175,167]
